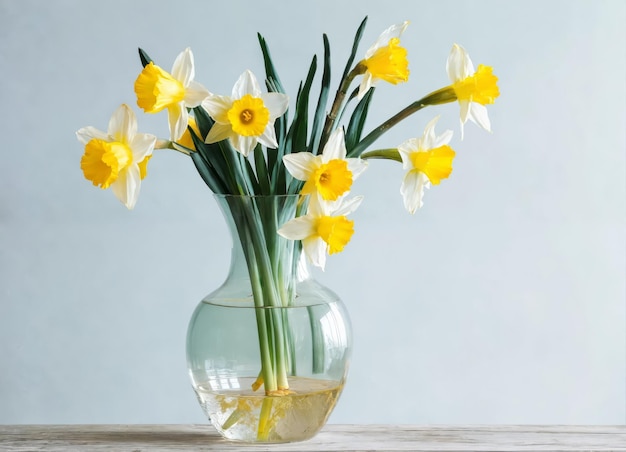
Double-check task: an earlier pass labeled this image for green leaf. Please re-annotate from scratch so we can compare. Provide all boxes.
[341,16,368,82]
[237,152,262,195]
[188,121,236,192]
[287,56,317,153]
[189,150,227,193]
[308,34,331,155]
[138,48,153,67]
[257,34,289,193]
[257,33,286,94]
[254,145,271,194]
[192,105,213,140]
[345,87,374,156]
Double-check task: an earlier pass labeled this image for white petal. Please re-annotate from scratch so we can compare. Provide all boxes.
[233,70,261,98]
[347,158,368,179]
[108,104,137,143]
[422,116,441,149]
[357,73,375,100]
[262,92,289,120]
[130,133,156,162]
[257,124,279,149]
[168,103,187,141]
[397,137,419,169]
[458,99,471,124]
[446,43,473,82]
[333,195,364,217]
[303,236,327,271]
[401,170,428,214]
[171,47,194,87]
[458,99,472,139]
[433,129,454,147]
[365,21,409,58]
[205,122,232,144]
[231,134,257,156]
[468,103,492,133]
[306,194,325,216]
[277,215,316,240]
[202,95,232,123]
[184,80,210,107]
[76,126,107,145]
[111,165,141,210]
[282,152,318,180]
[322,128,347,160]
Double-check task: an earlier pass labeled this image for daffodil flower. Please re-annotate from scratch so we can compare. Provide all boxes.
[202,70,289,156]
[446,43,500,137]
[357,21,410,100]
[134,48,210,141]
[282,128,368,201]
[398,116,455,214]
[278,195,363,271]
[76,104,156,209]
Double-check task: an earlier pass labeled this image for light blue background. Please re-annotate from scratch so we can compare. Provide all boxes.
[1,0,624,424]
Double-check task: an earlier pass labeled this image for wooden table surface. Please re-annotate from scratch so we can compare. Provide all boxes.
[1,424,625,451]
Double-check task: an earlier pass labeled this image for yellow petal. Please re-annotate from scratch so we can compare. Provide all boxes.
[363,38,409,85]
[452,64,499,105]
[410,145,455,185]
[301,159,353,201]
[177,116,201,149]
[316,215,355,255]
[81,139,132,189]
[138,154,152,180]
[134,63,185,113]
[227,94,270,137]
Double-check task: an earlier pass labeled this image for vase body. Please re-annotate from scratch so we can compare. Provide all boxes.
[186,195,352,443]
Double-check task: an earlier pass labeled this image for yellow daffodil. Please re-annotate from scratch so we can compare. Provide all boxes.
[278,195,363,271]
[398,116,455,214]
[446,44,500,137]
[134,48,210,141]
[357,21,410,100]
[76,104,156,209]
[202,70,289,156]
[282,128,368,201]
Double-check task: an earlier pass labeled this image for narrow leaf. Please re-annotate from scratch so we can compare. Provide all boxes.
[340,17,368,81]
[308,34,331,155]
[345,88,374,155]
[138,48,153,67]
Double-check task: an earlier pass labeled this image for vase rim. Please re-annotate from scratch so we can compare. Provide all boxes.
[213,193,300,200]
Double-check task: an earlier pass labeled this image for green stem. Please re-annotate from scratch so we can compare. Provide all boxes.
[349,86,457,157]
[361,148,402,162]
[241,197,295,393]
[319,64,364,152]
[242,230,278,393]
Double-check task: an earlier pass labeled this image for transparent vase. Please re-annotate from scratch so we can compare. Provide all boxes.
[186,194,352,443]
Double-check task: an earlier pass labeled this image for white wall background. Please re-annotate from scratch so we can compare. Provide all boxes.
[1,0,624,425]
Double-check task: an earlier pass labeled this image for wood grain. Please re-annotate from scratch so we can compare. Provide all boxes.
[0,424,624,451]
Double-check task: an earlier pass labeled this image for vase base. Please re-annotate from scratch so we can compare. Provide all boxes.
[194,376,343,443]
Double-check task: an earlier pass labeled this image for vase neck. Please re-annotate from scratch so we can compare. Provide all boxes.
[214,194,310,306]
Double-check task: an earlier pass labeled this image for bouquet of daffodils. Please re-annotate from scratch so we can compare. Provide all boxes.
[76,17,499,397]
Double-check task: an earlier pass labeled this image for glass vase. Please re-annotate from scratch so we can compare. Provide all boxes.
[186,194,352,443]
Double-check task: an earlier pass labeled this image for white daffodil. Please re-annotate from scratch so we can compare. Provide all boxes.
[357,21,410,100]
[446,43,500,137]
[134,47,210,141]
[398,116,455,214]
[282,128,368,201]
[278,195,363,271]
[76,104,156,209]
[202,70,289,157]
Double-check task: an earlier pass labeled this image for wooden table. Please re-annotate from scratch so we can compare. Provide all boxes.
[1,424,624,451]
